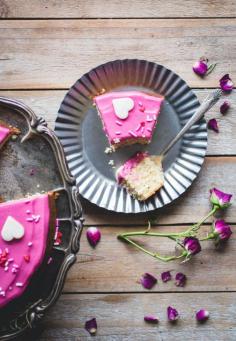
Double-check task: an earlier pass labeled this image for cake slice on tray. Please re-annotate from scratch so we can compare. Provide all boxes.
[0,121,20,149]
[0,192,57,308]
[116,152,164,201]
[94,91,164,150]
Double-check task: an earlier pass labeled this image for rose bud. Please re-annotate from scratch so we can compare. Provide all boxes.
[219,74,234,92]
[140,273,157,289]
[86,227,101,247]
[161,271,171,283]
[85,318,97,335]
[193,59,208,77]
[220,100,230,115]
[210,188,232,209]
[144,315,159,323]
[208,118,219,133]
[175,272,187,287]
[213,219,232,242]
[196,309,209,322]
[167,306,179,321]
[183,237,201,256]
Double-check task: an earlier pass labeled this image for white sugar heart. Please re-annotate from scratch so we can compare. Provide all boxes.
[1,216,25,242]
[112,98,134,120]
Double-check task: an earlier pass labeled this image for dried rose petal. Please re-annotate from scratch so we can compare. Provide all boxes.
[85,318,97,335]
[144,315,159,323]
[161,271,172,283]
[196,309,209,322]
[86,227,101,247]
[219,74,234,92]
[213,219,232,242]
[210,188,232,209]
[183,237,201,255]
[220,100,230,115]
[208,118,219,133]
[175,272,187,287]
[140,273,157,289]
[193,59,208,77]
[167,306,179,321]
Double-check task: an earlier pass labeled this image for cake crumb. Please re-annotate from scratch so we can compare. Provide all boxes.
[108,160,115,167]
[104,147,113,154]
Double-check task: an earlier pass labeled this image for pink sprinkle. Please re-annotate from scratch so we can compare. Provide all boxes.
[47,257,53,265]
[4,267,8,272]
[13,264,19,268]
[128,130,138,138]
[138,101,143,106]
[141,126,145,134]
[26,210,31,214]
[0,291,6,297]
[12,268,17,274]
[153,115,157,120]
[135,123,141,131]
[8,258,14,263]
[33,215,40,223]
[28,242,33,247]
[115,120,123,126]
[8,286,12,291]
[25,200,30,204]
[139,106,145,112]
[16,282,24,287]
[26,217,34,222]
[146,115,153,122]
[115,131,121,135]
[147,128,152,132]
[5,248,9,254]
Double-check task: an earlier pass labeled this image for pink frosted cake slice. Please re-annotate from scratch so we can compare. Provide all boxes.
[116,152,164,201]
[94,91,164,149]
[0,192,56,308]
[0,121,20,149]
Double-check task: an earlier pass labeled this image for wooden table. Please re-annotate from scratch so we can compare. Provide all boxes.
[1,1,236,339]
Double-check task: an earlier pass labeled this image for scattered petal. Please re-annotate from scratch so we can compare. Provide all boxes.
[183,237,201,256]
[175,272,187,287]
[140,273,157,289]
[213,219,232,242]
[144,315,159,323]
[210,188,232,209]
[161,271,172,283]
[196,309,209,322]
[219,74,234,92]
[220,100,230,115]
[193,59,208,77]
[86,227,101,247]
[85,318,97,335]
[167,306,179,321]
[208,118,219,133]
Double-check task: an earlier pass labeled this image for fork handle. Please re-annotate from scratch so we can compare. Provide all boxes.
[161,89,222,157]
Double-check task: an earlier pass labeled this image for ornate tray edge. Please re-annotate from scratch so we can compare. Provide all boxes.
[0,96,84,340]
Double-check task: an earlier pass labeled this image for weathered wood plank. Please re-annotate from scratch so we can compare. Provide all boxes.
[0,89,234,155]
[38,293,236,340]
[0,19,235,89]
[1,0,236,18]
[64,224,236,293]
[82,157,236,225]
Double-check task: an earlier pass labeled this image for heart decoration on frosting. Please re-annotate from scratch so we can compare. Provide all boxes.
[112,98,134,120]
[1,216,25,242]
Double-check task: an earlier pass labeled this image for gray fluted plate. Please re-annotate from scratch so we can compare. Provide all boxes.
[55,59,207,213]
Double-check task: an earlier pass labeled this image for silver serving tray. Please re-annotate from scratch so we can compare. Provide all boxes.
[0,97,83,340]
[55,59,207,213]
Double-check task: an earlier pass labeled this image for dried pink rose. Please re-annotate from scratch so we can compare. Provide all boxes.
[183,237,201,256]
[86,227,101,247]
[175,272,187,287]
[161,271,172,283]
[213,219,232,242]
[85,318,97,335]
[140,273,157,289]
[220,100,230,115]
[193,59,208,77]
[208,118,219,133]
[210,188,232,209]
[167,306,179,321]
[196,309,209,322]
[144,315,159,323]
[219,74,234,92]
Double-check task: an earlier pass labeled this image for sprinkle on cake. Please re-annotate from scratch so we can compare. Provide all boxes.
[94,91,164,149]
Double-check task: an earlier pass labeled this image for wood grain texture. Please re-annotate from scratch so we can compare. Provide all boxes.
[1,0,236,18]
[38,293,236,340]
[0,19,235,89]
[0,89,235,155]
[64,224,236,293]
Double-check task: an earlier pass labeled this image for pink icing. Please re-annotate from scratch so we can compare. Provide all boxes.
[117,151,149,184]
[0,125,11,145]
[94,91,164,145]
[0,194,52,308]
